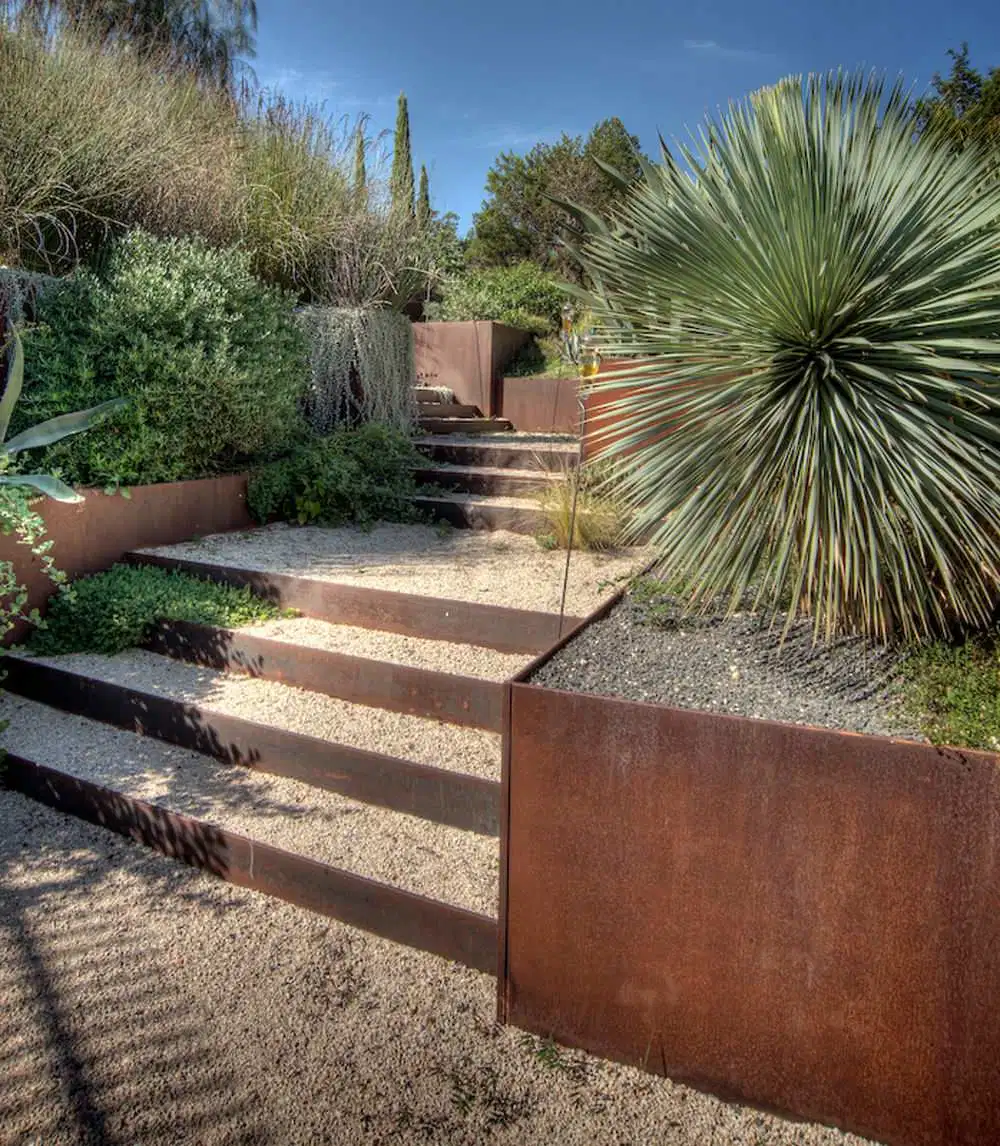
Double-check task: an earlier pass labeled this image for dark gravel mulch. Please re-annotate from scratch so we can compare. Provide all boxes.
[531,589,921,740]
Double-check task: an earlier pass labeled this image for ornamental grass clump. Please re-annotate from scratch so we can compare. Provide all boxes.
[572,71,1000,642]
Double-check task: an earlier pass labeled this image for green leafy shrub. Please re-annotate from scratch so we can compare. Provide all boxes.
[247,423,422,527]
[15,231,310,486]
[434,263,566,334]
[572,71,1000,641]
[898,636,1000,750]
[505,335,578,379]
[30,564,281,656]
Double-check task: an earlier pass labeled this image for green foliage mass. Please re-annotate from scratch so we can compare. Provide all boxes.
[0,27,429,308]
[915,43,1000,153]
[899,635,1000,751]
[15,231,309,486]
[432,262,567,335]
[467,117,644,282]
[30,563,281,656]
[247,423,422,527]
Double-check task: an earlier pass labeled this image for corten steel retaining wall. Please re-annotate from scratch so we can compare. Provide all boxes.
[499,376,580,435]
[498,685,1000,1146]
[0,474,252,641]
[413,322,529,415]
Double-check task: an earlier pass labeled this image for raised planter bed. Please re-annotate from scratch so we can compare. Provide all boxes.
[499,588,1000,1146]
[0,474,253,641]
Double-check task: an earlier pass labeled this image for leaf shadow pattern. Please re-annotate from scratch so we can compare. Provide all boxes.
[0,794,269,1146]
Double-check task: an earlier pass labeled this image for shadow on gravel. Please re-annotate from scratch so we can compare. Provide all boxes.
[0,803,264,1146]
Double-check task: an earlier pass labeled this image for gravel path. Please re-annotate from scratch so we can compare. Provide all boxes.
[531,590,918,739]
[243,617,530,680]
[140,523,646,616]
[0,789,880,1145]
[26,649,503,779]
[2,696,498,917]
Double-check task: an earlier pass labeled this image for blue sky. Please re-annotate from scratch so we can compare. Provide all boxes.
[254,0,999,234]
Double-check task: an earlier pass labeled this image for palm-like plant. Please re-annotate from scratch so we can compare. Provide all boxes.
[573,72,1000,642]
[0,329,124,501]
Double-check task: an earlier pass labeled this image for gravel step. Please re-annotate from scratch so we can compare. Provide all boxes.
[413,385,456,403]
[25,649,503,780]
[137,522,648,616]
[240,615,529,680]
[413,491,547,535]
[414,435,578,472]
[416,462,560,497]
[418,417,514,434]
[416,402,482,419]
[1,695,498,918]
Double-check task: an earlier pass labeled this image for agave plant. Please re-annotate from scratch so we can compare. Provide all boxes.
[0,329,124,503]
[572,71,1000,642]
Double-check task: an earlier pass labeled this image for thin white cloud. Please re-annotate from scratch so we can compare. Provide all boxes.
[470,124,567,150]
[256,66,343,104]
[683,39,773,62]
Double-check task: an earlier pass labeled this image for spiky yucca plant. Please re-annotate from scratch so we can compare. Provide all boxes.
[574,72,1000,642]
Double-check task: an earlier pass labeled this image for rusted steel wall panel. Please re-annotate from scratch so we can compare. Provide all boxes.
[4,657,500,836]
[500,377,580,435]
[4,755,497,972]
[413,321,529,415]
[0,475,252,643]
[127,553,580,654]
[144,619,505,731]
[502,683,1000,1146]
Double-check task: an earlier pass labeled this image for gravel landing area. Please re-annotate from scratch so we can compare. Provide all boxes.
[24,649,502,780]
[1,696,497,917]
[531,592,919,740]
[139,523,646,617]
[243,617,530,681]
[0,790,880,1146]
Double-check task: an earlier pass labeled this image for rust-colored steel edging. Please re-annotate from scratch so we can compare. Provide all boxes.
[4,657,500,836]
[498,558,657,1017]
[2,754,497,972]
[126,552,581,654]
[143,619,504,732]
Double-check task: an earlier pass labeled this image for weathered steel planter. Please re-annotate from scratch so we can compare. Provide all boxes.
[499,655,1000,1146]
[0,474,253,641]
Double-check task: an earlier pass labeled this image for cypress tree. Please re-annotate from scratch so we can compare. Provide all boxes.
[391,92,415,217]
[416,164,431,228]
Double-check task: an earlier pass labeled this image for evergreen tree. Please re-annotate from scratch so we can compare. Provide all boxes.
[416,164,431,228]
[391,91,415,217]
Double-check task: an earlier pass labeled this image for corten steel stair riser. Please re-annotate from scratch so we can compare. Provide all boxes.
[2,655,501,837]
[4,754,497,973]
[144,619,505,732]
[125,552,584,654]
